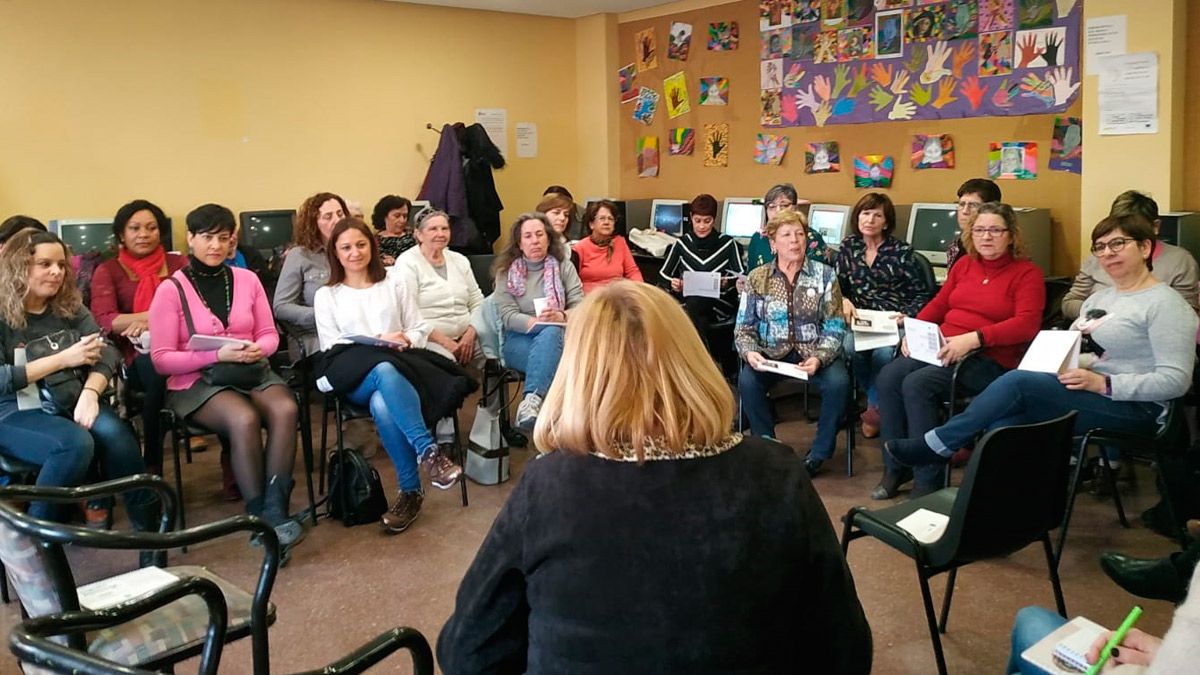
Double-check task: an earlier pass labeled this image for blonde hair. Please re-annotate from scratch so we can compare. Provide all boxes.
[533,281,735,460]
[0,229,83,328]
[765,208,808,240]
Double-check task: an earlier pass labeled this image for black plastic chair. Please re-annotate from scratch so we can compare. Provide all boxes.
[912,251,938,298]
[468,254,496,296]
[841,412,1077,675]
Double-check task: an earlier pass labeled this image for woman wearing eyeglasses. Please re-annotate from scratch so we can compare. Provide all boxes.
[746,183,836,272]
[871,202,1044,500]
[886,213,1197,488]
[944,178,1002,272]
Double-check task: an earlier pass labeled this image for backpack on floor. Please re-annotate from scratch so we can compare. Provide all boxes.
[326,447,388,526]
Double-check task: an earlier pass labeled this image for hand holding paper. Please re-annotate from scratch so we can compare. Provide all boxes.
[904,318,944,366]
[682,271,721,298]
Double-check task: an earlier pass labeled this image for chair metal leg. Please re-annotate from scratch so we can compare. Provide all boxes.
[295,390,318,525]
[454,414,468,507]
[938,568,957,634]
[318,397,332,495]
[840,516,855,556]
[1043,534,1068,617]
[1056,442,1090,564]
[916,564,950,675]
[168,418,188,554]
[1097,451,1129,527]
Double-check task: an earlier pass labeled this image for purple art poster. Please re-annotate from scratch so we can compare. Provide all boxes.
[763,0,1081,127]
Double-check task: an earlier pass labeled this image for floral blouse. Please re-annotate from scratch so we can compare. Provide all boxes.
[746,227,836,272]
[945,236,965,271]
[379,233,417,263]
[734,258,846,365]
[835,235,932,318]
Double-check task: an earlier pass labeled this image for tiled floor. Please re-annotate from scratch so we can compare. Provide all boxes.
[0,398,1185,673]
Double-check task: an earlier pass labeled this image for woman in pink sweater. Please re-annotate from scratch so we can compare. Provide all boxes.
[149,204,304,552]
[572,200,643,294]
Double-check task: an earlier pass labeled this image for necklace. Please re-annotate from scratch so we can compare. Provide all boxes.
[184,266,232,319]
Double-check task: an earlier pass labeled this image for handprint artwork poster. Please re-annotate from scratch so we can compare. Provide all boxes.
[635,28,658,72]
[663,71,691,119]
[1014,27,1066,68]
[703,124,729,167]
[988,141,1037,180]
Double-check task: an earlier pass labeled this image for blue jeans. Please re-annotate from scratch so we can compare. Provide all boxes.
[843,333,897,407]
[1007,606,1067,675]
[502,326,565,397]
[347,363,435,493]
[0,404,146,521]
[927,370,1162,456]
[738,352,849,459]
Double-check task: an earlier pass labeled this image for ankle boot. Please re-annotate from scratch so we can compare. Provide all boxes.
[261,476,305,549]
[126,497,168,569]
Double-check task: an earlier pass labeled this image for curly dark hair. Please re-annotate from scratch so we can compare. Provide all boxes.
[492,212,565,277]
[371,195,412,231]
[295,192,348,251]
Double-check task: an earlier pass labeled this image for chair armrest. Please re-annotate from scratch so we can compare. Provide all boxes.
[0,474,177,535]
[8,576,229,675]
[290,626,434,675]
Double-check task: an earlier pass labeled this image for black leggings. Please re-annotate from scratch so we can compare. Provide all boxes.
[131,353,167,468]
[188,385,298,503]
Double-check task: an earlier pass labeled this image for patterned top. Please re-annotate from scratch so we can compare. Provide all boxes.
[835,235,932,317]
[660,232,745,316]
[735,258,846,365]
[379,233,417,263]
[746,227,836,272]
[945,236,965,271]
[591,433,745,462]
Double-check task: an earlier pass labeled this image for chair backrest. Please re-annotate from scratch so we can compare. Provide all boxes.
[0,506,83,650]
[468,254,496,296]
[912,251,938,300]
[929,412,1077,566]
[1041,277,1073,329]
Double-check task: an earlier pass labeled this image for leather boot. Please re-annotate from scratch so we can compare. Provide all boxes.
[261,476,305,549]
[126,497,167,569]
[1099,551,1187,604]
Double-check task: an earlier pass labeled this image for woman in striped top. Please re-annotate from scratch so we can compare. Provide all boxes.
[659,194,745,340]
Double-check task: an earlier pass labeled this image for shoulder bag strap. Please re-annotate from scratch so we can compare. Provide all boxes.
[168,276,198,339]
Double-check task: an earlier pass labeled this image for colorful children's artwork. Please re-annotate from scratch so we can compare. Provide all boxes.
[979,31,1014,76]
[876,0,913,7]
[988,141,1037,179]
[669,127,696,155]
[635,28,658,72]
[700,77,730,105]
[874,10,904,59]
[755,133,791,165]
[663,72,691,119]
[838,25,873,60]
[813,30,839,63]
[1018,0,1054,28]
[853,154,895,187]
[632,87,659,125]
[668,22,693,60]
[637,136,659,178]
[783,61,807,87]
[761,88,783,125]
[911,134,956,168]
[1015,27,1066,68]
[703,123,730,167]
[708,21,739,50]
[761,59,784,89]
[979,0,1014,32]
[942,0,979,40]
[761,0,795,30]
[791,24,817,59]
[906,5,943,41]
[761,26,793,59]
[805,141,840,173]
[618,64,638,104]
[1049,116,1081,173]
[795,0,821,22]
[822,0,847,26]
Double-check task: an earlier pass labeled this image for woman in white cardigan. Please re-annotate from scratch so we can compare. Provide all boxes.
[392,210,484,367]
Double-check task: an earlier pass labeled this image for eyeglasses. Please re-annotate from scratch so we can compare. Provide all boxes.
[970,227,1008,237]
[766,201,793,211]
[1091,237,1135,255]
[957,201,983,213]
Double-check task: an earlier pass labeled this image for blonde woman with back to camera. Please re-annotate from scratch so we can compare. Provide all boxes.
[438,281,872,674]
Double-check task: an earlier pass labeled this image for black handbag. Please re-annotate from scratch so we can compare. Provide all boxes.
[169,277,269,389]
[24,329,87,411]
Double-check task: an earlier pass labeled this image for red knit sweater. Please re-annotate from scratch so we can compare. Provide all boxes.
[916,253,1045,369]
[573,236,643,294]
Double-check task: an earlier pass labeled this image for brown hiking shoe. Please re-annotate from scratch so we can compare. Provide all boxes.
[421,444,463,490]
[381,491,423,533]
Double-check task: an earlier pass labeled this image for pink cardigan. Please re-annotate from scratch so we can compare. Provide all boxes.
[149,268,280,391]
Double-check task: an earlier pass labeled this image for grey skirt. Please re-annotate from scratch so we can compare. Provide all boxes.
[167,369,289,420]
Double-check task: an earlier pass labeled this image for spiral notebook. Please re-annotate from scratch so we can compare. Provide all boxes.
[1021,616,1106,673]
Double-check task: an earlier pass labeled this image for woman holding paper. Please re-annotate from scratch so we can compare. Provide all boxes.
[836,192,932,438]
[660,193,745,342]
[885,213,1197,488]
[149,204,304,551]
[573,200,643,293]
[746,183,837,272]
[872,202,1044,500]
[493,212,584,432]
[735,209,849,477]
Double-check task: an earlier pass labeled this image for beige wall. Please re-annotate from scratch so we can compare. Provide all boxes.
[0,0,577,248]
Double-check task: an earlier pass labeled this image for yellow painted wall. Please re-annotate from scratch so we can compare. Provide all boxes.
[574,13,622,199]
[0,0,578,249]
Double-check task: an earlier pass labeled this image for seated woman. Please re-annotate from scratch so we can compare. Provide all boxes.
[493,212,584,432]
[0,215,47,252]
[887,213,1197,489]
[536,193,575,246]
[393,210,484,366]
[89,199,188,473]
[0,230,158,544]
[314,218,465,533]
[371,194,416,266]
[273,192,346,354]
[944,178,1002,272]
[573,199,642,293]
[873,203,1043,500]
[660,193,744,338]
[736,210,849,477]
[746,183,836,272]
[835,192,931,438]
[438,281,872,674]
[149,204,304,550]
[543,184,583,240]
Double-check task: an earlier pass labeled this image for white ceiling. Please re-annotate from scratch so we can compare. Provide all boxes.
[385,0,671,18]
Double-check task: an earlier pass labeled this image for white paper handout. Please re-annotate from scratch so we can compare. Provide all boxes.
[1018,330,1081,374]
[682,271,721,298]
[13,347,40,411]
[76,566,179,611]
[1098,52,1158,135]
[904,318,944,366]
[186,334,253,351]
[852,309,901,352]
[1084,15,1126,75]
[754,359,809,381]
[533,298,549,316]
[896,508,950,544]
[347,334,408,350]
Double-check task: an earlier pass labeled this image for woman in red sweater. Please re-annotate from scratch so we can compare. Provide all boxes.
[872,202,1044,500]
[572,200,643,294]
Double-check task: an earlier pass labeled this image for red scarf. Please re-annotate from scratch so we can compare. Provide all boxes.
[118,245,167,312]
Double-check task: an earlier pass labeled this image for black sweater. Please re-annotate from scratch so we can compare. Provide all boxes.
[437,435,872,674]
[0,307,119,414]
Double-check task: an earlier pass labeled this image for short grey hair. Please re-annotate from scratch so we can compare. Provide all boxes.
[415,208,450,230]
[763,183,798,206]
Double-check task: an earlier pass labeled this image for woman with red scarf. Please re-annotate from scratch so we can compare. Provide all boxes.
[89,200,187,473]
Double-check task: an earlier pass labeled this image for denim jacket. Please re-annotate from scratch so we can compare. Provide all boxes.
[735,259,845,365]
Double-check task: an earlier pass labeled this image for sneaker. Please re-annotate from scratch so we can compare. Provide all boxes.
[381,490,423,533]
[421,444,463,490]
[515,393,543,432]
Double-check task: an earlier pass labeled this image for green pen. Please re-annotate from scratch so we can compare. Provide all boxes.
[1085,605,1143,675]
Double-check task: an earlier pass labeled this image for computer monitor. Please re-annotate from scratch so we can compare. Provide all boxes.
[650,199,689,237]
[721,198,764,239]
[1158,212,1200,264]
[410,200,432,225]
[48,219,115,255]
[806,204,851,248]
[239,210,295,252]
[583,199,628,237]
[905,203,959,266]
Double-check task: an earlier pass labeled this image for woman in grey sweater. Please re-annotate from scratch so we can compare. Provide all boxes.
[273,192,347,354]
[492,212,583,431]
[887,214,1198,470]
